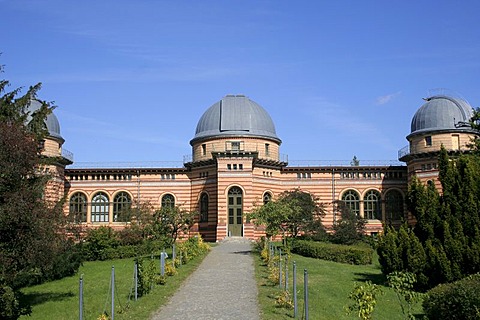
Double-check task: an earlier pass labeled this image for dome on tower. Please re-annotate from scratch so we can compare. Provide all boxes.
[190,95,281,145]
[408,95,475,138]
[26,99,64,142]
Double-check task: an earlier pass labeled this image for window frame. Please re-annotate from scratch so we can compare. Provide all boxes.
[91,192,110,223]
[69,192,87,223]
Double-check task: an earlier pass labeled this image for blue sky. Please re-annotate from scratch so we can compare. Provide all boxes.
[2,0,480,165]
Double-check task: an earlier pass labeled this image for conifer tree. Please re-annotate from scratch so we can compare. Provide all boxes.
[0,66,80,318]
[378,144,480,290]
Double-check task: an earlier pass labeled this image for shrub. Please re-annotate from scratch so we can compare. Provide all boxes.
[275,290,293,309]
[345,281,383,320]
[82,227,119,261]
[135,258,157,297]
[0,284,30,319]
[423,273,480,320]
[42,240,83,282]
[165,263,177,276]
[291,240,373,265]
[117,224,146,246]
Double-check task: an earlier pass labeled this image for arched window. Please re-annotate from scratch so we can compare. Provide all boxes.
[200,193,208,222]
[364,190,382,220]
[91,192,109,223]
[228,187,243,236]
[341,190,360,216]
[69,192,87,223]
[113,192,132,222]
[161,194,175,209]
[385,190,404,221]
[263,192,272,205]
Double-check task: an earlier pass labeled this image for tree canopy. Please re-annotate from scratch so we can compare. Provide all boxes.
[249,189,325,240]
[147,205,196,246]
[0,66,80,318]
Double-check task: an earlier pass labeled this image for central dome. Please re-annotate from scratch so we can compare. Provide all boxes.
[190,95,281,145]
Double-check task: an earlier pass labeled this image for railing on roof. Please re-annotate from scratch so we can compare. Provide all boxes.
[287,160,405,167]
[398,145,410,160]
[61,148,74,162]
[66,159,405,169]
[67,161,185,169]
[183,153,289,164]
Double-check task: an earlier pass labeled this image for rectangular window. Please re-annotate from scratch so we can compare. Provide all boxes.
[425,136,432,146]
[233,164,237,170]
[239,164,243,170]
[232,141,240,151]
[202,144,206,156]
[227,164,232,170]
[452,134,460,150]
[265,143,270,156]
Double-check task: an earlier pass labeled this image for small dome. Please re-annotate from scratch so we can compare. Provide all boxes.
[409,95,475,137]
[190,95,281,145]
[27,100,64,142]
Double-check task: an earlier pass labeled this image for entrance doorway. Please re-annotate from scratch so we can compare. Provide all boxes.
[228,187,243,236]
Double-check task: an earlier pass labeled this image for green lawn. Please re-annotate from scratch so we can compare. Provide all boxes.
[19,252,207,320]
[254,251,425,320]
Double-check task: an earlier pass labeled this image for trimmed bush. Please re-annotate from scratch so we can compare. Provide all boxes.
[291,240,373,265]
[82,227,119,261]
[423,273,480,320]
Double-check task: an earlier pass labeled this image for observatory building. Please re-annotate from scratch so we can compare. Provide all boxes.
[36,94,478,241]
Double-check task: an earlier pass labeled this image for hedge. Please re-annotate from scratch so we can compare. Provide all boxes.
[423,273,480,320]
[291,240,373,265]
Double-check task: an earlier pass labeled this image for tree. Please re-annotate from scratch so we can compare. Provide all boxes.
[148,205,196,246]
[249,189,325,240]
[0,66,80,318]
[248,199,291,240]
[331,200,366,245]
[278,189,325,238]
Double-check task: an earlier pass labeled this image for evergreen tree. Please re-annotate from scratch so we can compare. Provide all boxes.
[377,226,403,275]
[0,67,80,318]
[379,145,480,290]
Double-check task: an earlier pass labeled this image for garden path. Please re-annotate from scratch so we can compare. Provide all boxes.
[150,237,261,320]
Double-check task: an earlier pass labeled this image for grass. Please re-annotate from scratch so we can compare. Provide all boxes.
[19,251,208,320]
[254,249,425,320]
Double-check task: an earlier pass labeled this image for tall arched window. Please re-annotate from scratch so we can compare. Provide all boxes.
[385,189,404,221]
[228,187,243,236]
[91,192,109,223]
[263,192,272,205]
[341,190,360,216]
[161,194,175,209]
[364,190,381,220]
[113,192,132,222]
[200,193,208,222]
[69,192,87,223]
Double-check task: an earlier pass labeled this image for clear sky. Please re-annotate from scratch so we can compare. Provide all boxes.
[2,0,480,166]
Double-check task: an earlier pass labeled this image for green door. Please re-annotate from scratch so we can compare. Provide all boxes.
[228,187,243,237]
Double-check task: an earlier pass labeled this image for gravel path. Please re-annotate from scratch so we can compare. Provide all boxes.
[150,237,261,320]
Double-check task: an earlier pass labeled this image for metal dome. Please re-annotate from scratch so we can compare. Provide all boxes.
[409,95,475,137]
[190,95,281,145]
[27,99,64,142]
